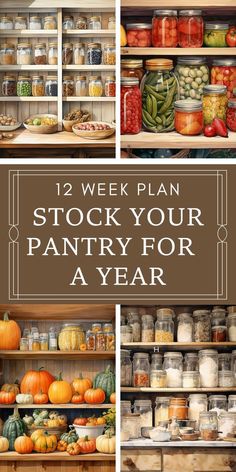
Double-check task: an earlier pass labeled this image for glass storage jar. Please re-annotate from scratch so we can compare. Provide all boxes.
[34,43,47,65]
[151,353,163,370]
[174,57,209,100]
[48,42,58,65]
[63,16,74,30]
[188,394,208,424]
[105,331,115,351]
[40,334,49,351]
[0,16,13,30]
[175,99,203,135]
[87,43,102,65]
[49,330,57,351]
[204,23,229,48]
[219,371,234,387]
[108,16,116,30]
[227,98,236,132]
[86,330,95,350]
[121,59,144,83]
[227,313,236,341]
[199,411,218,440]
[126,23,152,47]
[228,395,236,412]
[20,338,29,351]
[155,310,174,342]
[219,353,231,371]
[62,43,73,65]
[89,76,103,97]
[2,75,16,96]
[15,16,27,30]
[88,16,101,30]
[29,16,42,30]
[121,400,132,416]
[0,43,15,65]
[32,333,40,351]
[141,59,179,133]
[58,324,85,350]
[17,76,32,97]
[178,10,203,48]
[103,43,116,65]
[32,75,45,97]
[75,75,87,97]
[141,314,154,342]
[121,349,132,386]
[199,349,218,388]
[211,308,226,326]
[63,75,74,96]
[232,351,236,384]
[95,331,106,351]
[73,43,85,65]
[44,16,57,30]
[134,399,153,427]
[152,10,178,47]
[155,397,170,425]
[218,412,236,438]
[45,76,58,96]
[105,76,116,97]
[193,309,211,342]
[163,352,183,387]
[121,325,133,343]
[183,371,200,388]
[184,353,198,372]
[133,352,150,387]
[203,84,228,124]
[209,395,227,415]
[127,309,141,341]
[150,369,167,388]
[92,323,102,333]
[122,413,141,439]
[211,59,236,99]
[17,43,32,65]
[76,17,87,30]
[169,397,188,420]
[177,313,193,342]
[103,323,113,333]
[212,325,227,342]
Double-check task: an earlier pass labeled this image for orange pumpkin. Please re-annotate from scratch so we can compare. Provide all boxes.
[71,374,92,396]
[110,393,116,404]
[31,430,57,453]
[48,373,72,404]
[84,388,105,404]
[0,391,16,404]
[20,367,55,396]
[71,394,84,404]
[73,417,87,426]
[79,344,87,351]
[1,381,20,396]
[96,417,106,425]
[14,435,34,454]
[67,442,81,456]
[34,391,48,404]
[78,436,96,454]
[0,312,21,350]
[57,440,67,452]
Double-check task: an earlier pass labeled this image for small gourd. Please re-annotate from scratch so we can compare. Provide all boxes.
[22,415,34,427]
[16,393,33,404]
[96,431,116,454]
[0,436,9,452]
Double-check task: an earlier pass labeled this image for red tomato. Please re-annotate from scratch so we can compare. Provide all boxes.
[204,124,217,137]
[226,27,236,47]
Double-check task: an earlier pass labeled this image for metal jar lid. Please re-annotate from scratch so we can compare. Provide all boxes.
[177,56,207,66]
[203,85,227,95]
[179,10,202,16]
[121,76,139,86]
[126,23,152,30]
[87,42,101,48]
[174,99,202,112]
[205,22,229,30]
[145,58,173,70]
[121,59,143,69]
[212,59,236,67]
[153,10,177,16]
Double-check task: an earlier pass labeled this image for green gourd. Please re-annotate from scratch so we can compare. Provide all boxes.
[93,365,115,402]
[60,428,78,444]
[3,408,26,450]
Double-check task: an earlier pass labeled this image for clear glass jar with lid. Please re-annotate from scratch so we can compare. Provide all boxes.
[228,395,236,412]
[199,349,218,387]
[188,394,208,424]
[62,43,73,65]
[87,43,102,65]
[48,42,58,65]
[76,17,87,30]
[34,43,47,65]
[212,325,227,342]
[73,43,85,65]
[218,353,231,371]
[150,370,167,388]
[177,313,193,342]
[232,351,236,383]
[178,10,203,48]
[17,76,32,97]
[204,22,228,48]
[63,76,74,96]
[86,330,95,351]
[63,15,74,30]
[95,331,106,351]
[121,400,132,416]
[121,59,144,83]
[152,10,178,47]
[121,349,132,386]
[105,76,116,97]
[121,325,133,343]
[174,57,209,101]
[199,411,218,441]
[44,16,57,30]
[127,309,141,342]
[122,413,141,439]
[133,352,150,387]
[211,307,226,326]
[2,75,16,97]
[183,371,200,388]
[155,397,170,425]
[155,308,174,342]
[121,77,142,135]
[45,76,58,96]
[151,353,163,370]
[15,16,27,30]
[193,309,211,342]
[105,331,115,351]
[163,352,183,387]
[184,352,198,371]
[0,16,13,30]
[58,323,85,350]
[219,371,234,387]
[103,43,116,65]
[218,412,236,438]
[209,395,227,415]
[32,75,45,97]
[0,44,15,66]
[29,16,42,30]
[89,76,103,97]
[141,314,154,342]
[108,16,116,30]
[75,75,87,97]
[203,85,228,125]
[17,43,32,65]
[88,16,101,30]
[134,399,153,427]
[227,313,236,341]
[175,100,203,136]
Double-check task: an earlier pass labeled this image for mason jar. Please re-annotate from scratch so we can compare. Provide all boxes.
[203,84,228,125]
[62,42,73,65]
[17,76,32,97]
[76,17,87,30]
[15,16,27,30]
[232,351,236,384]
[218,412,236,438]
[175,100,203,136]
[151,353,163,370]
[199,411,218,440]
[199,349,218,387]
[209,394,227,414]
[228,395,236,412]
[103,43,116,65]
[155,309,174,342]
[17,43,32,65]
[32,75,45,97]
[88,16,101,30]
[163,352,183,387]
[177,313,193,342]
[175,57,209,100]
[127,310,141,342]
[219,353,231,371]
[188,394,208,425]
[178,10,203,48]
[108,16,116,30]
[122,414,141,439]
[121,400,132,416]
[184,352,198,371]
[150,369,167,388]
[141,314,154,342]
[87,43,102,65]
[219,371,234,387]
[43,16,57,30]
[2,75,16,96]
[120,325,133,343]
[29,16,42,30]
[73,43,85,65]
[105,76,116,97]
[121,349,132,386]
[183,371,200,388]
[193,309,211,342]
[134,399,153,427]
[63,15,74,30]
[34,43,47,65]
[45,75,58,96]
[75,75,87,97]
[89,76,103,97]
[0,43,15,66]
[155,397,170,425]
[227,313,236,341]
[133,352,150,387]
[48,42,58,65]
[63,76,74,96]
[0,16,13,29]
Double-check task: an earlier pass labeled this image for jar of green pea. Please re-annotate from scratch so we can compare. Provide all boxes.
[17,75,32,96]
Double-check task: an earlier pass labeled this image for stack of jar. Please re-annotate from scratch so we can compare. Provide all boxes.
[2,75,58,97]
[20,326,57,351]
[63,75,116,97]
[85,323,115,351]
[0,42,58,66]
[62,15,115,31]
[0,15,57,30]
[62,42,115,66]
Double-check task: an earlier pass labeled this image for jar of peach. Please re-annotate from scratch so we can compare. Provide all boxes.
[174,99,203,135]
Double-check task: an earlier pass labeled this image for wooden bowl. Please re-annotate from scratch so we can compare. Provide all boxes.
[72,121,115,140]
[0,122,22,131]
[63,119,79,132]
[24,114,58,134]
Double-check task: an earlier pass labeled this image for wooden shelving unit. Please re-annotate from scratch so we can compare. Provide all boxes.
[121,47,236,57]
[122,387,236,393]
[0,451,115,461]
[0,350,115,359]
[0,403,113,409]
[121,342,236,352]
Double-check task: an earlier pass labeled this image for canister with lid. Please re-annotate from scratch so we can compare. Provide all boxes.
[193,309,211,342]
[133,352,150,387]
[134,399,153,427]
[199,349,218,388]
[121,349,132,386]
[155,397,170,425]
[209,394,227,415]
[163,352,183,387]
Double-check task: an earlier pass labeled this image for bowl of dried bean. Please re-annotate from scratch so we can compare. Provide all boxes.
[72,121,115,139]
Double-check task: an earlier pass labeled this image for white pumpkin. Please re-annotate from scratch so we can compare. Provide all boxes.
[0,436,9,452]
[16,393,33,404]
[96,433,116,454]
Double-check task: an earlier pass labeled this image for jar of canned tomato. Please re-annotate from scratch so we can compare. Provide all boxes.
[227,99,236,131]
[121,77,142,135]
[152,10,178,47]
[121,59,144,83]
[203,85,228,125]
[126,23,152,47]
[211,59,236,99]
[178,10,203,48]
[174,99,203,135]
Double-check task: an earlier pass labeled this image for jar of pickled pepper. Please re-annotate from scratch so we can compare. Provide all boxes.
[178,10,204,48]
[152,10,178,47]
[126,23,152,47]
[121,77,142,134]
[203,85,228,124]
[211,59,236,99]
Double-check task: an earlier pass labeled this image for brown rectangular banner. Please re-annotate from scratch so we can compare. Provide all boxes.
[0,164,234,303]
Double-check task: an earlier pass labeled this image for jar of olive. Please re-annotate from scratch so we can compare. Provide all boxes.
[17,76,32,97]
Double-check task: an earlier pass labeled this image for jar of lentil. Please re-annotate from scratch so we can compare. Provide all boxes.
[121,59,144,83]
[150,369,167,388]
[178,10,203,48]
[17,43,32,66]
[174,57,209,100]
[2,75,16,97]
[0,44,15,65]
[126,23,152,47]
[105,332,115,351]
[62,42,73,65]
[141,314,154,342]
[155,397,170,425]
[75,75,87,96]
[151,353,163,370]
[108,16,116,30]
[227,313,236,341]
[209,394,227,414]
[134,399,153,427]
[63,15,74,30]
[133,352,150,387]
[175,100,203,135]
[219,353,231,371]
[96,331,106,351]
[32,75,45,97]
[152,10,178,47]
[87,43,102,65]
[163,352,183,387]
[121,77,142,135]
[103,43,116,65]
[121,349,132,386]
[184,352,198,372]
[48,42,58,65]
[89,76,103,97]
[188,394,208,425]
[29,16,42,30]
[193,309,211,342]
[34,43,47,65]
[211,307,226,327]
[73,42,85,65]
[17,76,32,97]
[45,75,58,96]
[211,59,236,99]
[15,16,27,30]
[44,16,57,30]
[199,349,218,388]
[155,308,174,342]
[227,98,236,132]
[86,330,96,350]
[76,17,87,30]
[0,16,13,30]
[105,76,116,97]
[203,84,228,125]
[88,16,101,30]
[169,398,188,420]
[127,309,141,341]
[63,76,74,96]
[177,313,193,342]
[199,411,218,441]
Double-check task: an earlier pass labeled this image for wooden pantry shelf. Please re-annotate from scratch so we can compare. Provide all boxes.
[0,403,113,409]
[63,96,116,101]
[0,97,57,102]
[0,350,115,360]
[121,387,236,393]
[121,342,236,352]
[121,439,236,448]
[0,304,115,320]
[0,29,57,37]
[63,65,116,71]
[121,47,236,56]
[121,131,236,149]
[0,452,115,461]
[121,0,236,8]
[64,29,116,37]
[0,65,57,72]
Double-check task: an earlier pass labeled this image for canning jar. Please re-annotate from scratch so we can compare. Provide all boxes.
[227,99,236,132]
[232,352,236,384]
[63,76,74,96]
[34,43,47,65]
[2,75,16,96]
[105,332,115,351]
[63,15,74,30]
[88,16,101,30]
[228,395,236,412]
[151,353,163,370]
[29,16,42,30]
[103,323,113,333]
[183,371,200,388]
[211,326,227,342]
[155,310,174,342]
[122,414,141,439]
[219,371,234,387]
[121,325,133,343]
[0,43,15,66]
[87,43,102,65]
[211,59,236,99]
[188,394,208,424]
[209,395,227,415]
[174,57,209,100]
[89,76,103,97]
[184,353,198,372]
[103,43,116,65]
[48,42,58,65]
[141,314,154,342]
[58,324,85,350]
[62,43,73,65]
[121,349,132,386]
[141,59,178,133]
[0,16,13,29]
[121,59,144,82]
[199,412,218,441]
[121,400,132,416]
[134,399,153,427]
[86,330,95,350]
[75,75,87,97]
[175,100,203,136]
[105,76,116,97]
[40,334,49,351]
[150,369,167,388]
[152,10,178,47]
[108,16,116,30]
[133,352,150,387]
[32,333,40,351]
[163,352,183,387]
[211,307,226,327]
[204,23,229,48]
[45,76,58,96]
[219,353,231,371]
[20,338,29,351]
[155,398,170,425]
[92,323,102,333]
[121,77,142,135]
[32,75,45,97]
[193,310,211,342]
[76,17,87,30]
[178,10,203,48]
[227,313,236,341]
[177,313,193,342]
[218,412,236,438]
[49,331,57,351]
[74,43,85,65]
[126,23,152,47]
[169,398,188,420]
[15,16,27,29]
[95,331,106,351]
[17,76,32,97]
[44,16,57,30]
[17,43,32,65]
[199,349,218,388]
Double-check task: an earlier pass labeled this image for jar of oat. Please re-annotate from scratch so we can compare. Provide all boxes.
[34,43,47,65]
[188,394,208,425]
[15,16,27,30]
[44,16,57,30]
[73,43,85,65]
[86,330,95,351]
[63,76,74,96]
[17,43,32,65]
[2,75,16,97]
[177,313,193,342]
[184,352,198,371]
[0,16,13,30]
[193,309,211,342]
[155,309,174,342]
[155,397,170,425]
[0,43,15,65]
[95,331,106,351]
[199,411,218,441]
[62,43,73,65]
[32,75,45,97]
[76,17,87,30]
[29,16,42,30]
[134,399,153,427]
[121,349,132,386]
[163,352,183,387]
[127,310,141,342]
[88,16,101,30]
[141,314,154,342]
[108,16,116,30]
[48,42,58,65]
[103,43,116,65]
[133,352,150,387]
[151,353,163,370]
[150,369,167,388]
[121,325,133,343]
[199,349,218,387]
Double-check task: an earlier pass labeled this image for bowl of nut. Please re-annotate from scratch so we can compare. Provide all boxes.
[63,109,91,132]
[0,114,22,131]
[24,114,58,134]
[72,121,115,140]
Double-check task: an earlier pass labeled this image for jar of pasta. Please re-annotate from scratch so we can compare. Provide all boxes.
[105,332,115,350]
[0,16,13,29]
[15,16,27,29]
[86,330,96,351]
[88,16,101,30]
[203,85,228,125]
[133,352,150,387]
[63,76,74,96]
[89,76,103,97]
[75,75,87,97]
[121,350,132,386]
[32,75,45,97]
[34,43,47,65]
[29,16,41,30]
[73,43,85,65]
[134,399,153,427]
[163,352,183,387]
[76,17,87,29]
[104,43,116,65]
[0,44,15,65]
[121,59,144,83]
[96,331,106,351]
[58,324,85,351]
[105,76,116,97]
[2,75,16,96]
[155,308,174,342]
[17,43,32,65]
[141,314,154,342]
[155,398,170,425]
[44,16,57,30]
[48,42,58,65]
[108,16,116,30]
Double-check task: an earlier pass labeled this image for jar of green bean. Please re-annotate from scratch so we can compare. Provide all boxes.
[17,76,32,96]
[174,57,209,100]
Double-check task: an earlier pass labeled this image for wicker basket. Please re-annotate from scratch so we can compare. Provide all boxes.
[128,149,190,159]
[27,424,67,439]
